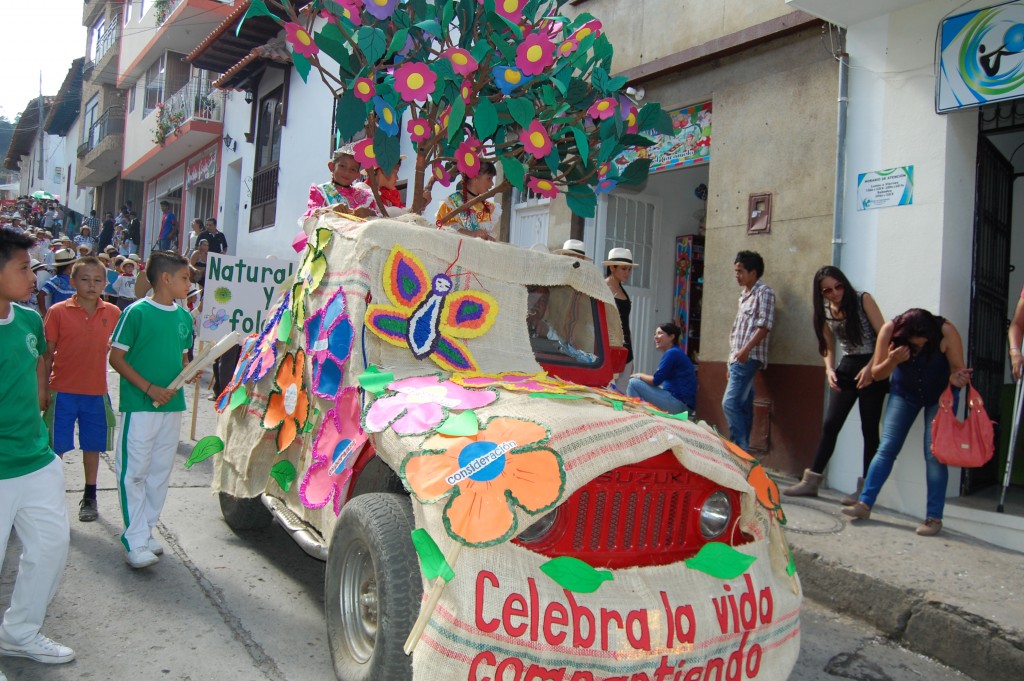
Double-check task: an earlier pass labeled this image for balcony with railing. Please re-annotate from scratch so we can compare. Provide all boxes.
[158,76,225,136]
[76,107,125,186]
[84,21,120,85]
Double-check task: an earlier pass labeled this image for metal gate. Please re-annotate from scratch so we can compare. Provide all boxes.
[967,136,1013,494]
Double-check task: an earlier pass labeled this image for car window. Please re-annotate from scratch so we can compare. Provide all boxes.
[526,285,601,367]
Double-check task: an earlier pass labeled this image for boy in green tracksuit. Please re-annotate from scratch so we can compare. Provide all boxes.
[108,251,193,569]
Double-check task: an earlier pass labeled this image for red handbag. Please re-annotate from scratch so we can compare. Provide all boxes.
[930,383,994,468]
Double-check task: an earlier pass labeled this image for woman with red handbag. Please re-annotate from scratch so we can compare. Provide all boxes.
[842,309,972,536]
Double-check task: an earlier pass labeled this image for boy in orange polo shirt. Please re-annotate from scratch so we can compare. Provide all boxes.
[42,256,121,522]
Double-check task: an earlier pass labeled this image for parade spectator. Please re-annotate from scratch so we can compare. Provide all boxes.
[108,251,194,568]
[785,266,888,499]
[38,248,77,315]
[81,209,99,237]
[42,256,120,523]
[158,201,178,251]
[185,218,203,257]
[436,161,500,241]
[843,309,972,536]
[627,322,697,414]
[722,250,775,452]
[74,225,96,254]
[302,146,378,221]
[603,248,635,391]
[126,211,141,255]
[189,239,209,288]
[1008,283,1024,380]
[113,256,140,310]
[97,213,115,253]
[0,226,75,665]
[196,217,228,254]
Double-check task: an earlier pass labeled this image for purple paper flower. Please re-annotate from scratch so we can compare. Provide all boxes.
[363,0,400,21]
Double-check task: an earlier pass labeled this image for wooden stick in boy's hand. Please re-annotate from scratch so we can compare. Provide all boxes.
[153,331,240,407]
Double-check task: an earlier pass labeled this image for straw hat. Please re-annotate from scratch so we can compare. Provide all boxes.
[601,247,637,268]
[53,248,77,266]
[97,253,111,262]
[127,253,142,263]
[555,239,589,259]
[77,245,93,255]
[30,259,48,272]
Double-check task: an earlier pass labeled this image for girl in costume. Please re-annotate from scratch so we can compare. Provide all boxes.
[435,161,500,241]
[302,146,379,221]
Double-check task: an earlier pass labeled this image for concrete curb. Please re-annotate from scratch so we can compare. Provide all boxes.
[794,547,1024,681]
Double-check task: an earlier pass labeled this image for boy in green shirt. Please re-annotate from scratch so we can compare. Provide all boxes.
[0,227,75,665]
[109,251,193,569]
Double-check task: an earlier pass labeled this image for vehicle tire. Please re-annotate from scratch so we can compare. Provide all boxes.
[218,492,273,531]
[325,493,421,681]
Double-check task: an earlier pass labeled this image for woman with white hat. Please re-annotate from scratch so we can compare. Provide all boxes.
[603,247,636,391]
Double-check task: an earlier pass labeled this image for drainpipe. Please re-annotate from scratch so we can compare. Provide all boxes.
[832,42,849,265]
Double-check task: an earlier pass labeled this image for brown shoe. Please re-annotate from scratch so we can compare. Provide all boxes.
[783,469,823,497]
[841,501,871,520]
[840,477,864,506]
[916,518,942,536]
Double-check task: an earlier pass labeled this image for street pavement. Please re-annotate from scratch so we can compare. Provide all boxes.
[0,367,1018,680]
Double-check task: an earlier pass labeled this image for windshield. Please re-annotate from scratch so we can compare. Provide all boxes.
[526,285,602,368]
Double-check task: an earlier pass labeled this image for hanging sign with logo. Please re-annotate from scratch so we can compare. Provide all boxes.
[938,2,1024,112]
[185,147,218,189]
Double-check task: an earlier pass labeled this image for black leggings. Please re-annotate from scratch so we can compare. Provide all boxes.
[810,353,889,476]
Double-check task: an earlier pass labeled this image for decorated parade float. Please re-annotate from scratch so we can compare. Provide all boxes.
[194,2,802,679]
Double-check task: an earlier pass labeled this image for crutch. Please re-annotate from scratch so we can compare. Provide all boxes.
[999,344,1024,513]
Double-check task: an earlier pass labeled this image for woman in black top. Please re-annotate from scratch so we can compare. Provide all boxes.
[603,248,636,392]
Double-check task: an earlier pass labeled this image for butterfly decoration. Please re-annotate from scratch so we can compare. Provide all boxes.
[365,244,498,372]
[203,308,230,330]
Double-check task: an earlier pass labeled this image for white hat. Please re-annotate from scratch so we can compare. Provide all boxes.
[601,247,637,268]
[30,258,47,272]
[555,239,589,259]
[53,248,77,266]
[127,253,142,263]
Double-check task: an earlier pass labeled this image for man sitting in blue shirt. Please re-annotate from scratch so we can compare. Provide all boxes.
[626,321,696,414]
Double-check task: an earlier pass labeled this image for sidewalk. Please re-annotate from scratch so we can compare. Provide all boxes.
[777,477,1024,681]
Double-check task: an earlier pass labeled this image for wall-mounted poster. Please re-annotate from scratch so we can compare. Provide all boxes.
[613,101,711,175]
[938,1,1024,112]
[856,166,914,211]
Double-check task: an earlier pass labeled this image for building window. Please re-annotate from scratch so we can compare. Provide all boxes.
[90,16,106,62]
[125,0,133,25]
[144,54,166,116]
[250,87,283,232]
[128,83,136,114]
[83,94,100,149]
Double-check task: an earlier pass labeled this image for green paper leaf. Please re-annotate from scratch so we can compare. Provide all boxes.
[474,97,498,140]
[618,133,656,149]
[528,392,586,400]
[375,127,402,174]
[605,399,624,411]
[385,28,410,59]
[569,126,589,166]
[415,19,443,39]
[648,406,689,421]
[685,542,757,580]
[336,90,368,142]
[565,185,597,218]
[540,556,614,593]
[235,0,278,37]
[490,11,524,41]
[544,145,561,175]
[506,98,535,129]
[448,96,467,142]
[411,528,456,582]
[358,367,394,394]
[437,410,479,436]
[637,102,674,135]
[356,26,387,65]
[185,435,224,469]
[787,550,797,577]
[292,52,311,83]
[277,310,293,342]
[314,23,352,66]
[499,155,526,190]
[270,460,297,492]
[607,75,629,92]
[228,386,249,412]
[618,158,652,187]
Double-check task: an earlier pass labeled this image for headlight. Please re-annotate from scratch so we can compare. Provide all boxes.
[516,508,560,545]
[699,491,732,539]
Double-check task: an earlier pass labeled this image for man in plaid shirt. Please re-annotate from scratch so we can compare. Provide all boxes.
[722,251,775,452]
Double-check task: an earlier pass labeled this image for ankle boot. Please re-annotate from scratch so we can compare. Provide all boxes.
[782,469,823,497]
[840,477,864,506]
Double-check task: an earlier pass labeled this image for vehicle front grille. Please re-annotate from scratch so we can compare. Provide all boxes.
[572,487,691,553]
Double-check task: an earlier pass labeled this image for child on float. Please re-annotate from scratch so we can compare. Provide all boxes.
[435,160,501,241]
[302,146,379,221]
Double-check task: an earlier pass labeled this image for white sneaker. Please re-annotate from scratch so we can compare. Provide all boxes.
[147,537,164,556]
[0,633,75,664]
[125,547,159,569]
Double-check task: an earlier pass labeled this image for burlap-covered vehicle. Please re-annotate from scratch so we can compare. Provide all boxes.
[211,212,801,681]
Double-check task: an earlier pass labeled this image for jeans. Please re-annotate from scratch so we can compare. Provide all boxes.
[859,392,951,519]
[810,354,889,475]
[158,238,173,251]
[722,359,762,451]
[626,378,690,414]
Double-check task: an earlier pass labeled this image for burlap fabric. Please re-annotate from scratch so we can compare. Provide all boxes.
[212,214,801,680]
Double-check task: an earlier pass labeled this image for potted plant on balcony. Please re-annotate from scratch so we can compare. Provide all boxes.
[154,0,171,25]
[151,102,186,146]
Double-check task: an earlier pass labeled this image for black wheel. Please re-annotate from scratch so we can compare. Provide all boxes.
[218,492,273,531]
[325,494,421,681]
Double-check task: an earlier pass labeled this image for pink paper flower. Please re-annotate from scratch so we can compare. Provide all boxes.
[353,138,378,169]
[393,62,437,103]
[285,23,319,59]
[352,77,375,102]
[332,0,363,27]
[519,120,552,159]
[407,117,432,142]
[300,388,367,516]
[456,139,482,178]
[363,0,399,21]
[571,19,602,42]
[588,97,618,120]
[623,104,639,134]
[515,33,555,77]
[480,0,527,24]
[556,38,579,58]
[526,176,558,199]
[460,78,473,104]
[363,375,498,435]
[452,371,568,394]
[444,48,478,76]
[431,161,452,187]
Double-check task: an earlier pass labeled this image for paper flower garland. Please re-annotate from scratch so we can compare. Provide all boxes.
[401,417,565,546]
[263,349,311,453]
[515,33,555,76]
[300,388,367,516]
[444,47,477,75]
[520,120,552,159]
[352,77,375,102]
[304,287,354,400]
[394,62,437,102]
[285,22,319,59]
[364,375,498,435]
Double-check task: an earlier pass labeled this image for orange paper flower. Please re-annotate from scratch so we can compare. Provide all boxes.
[402,417,565,546]
[747,463,786,524]
[263,349,311,453]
